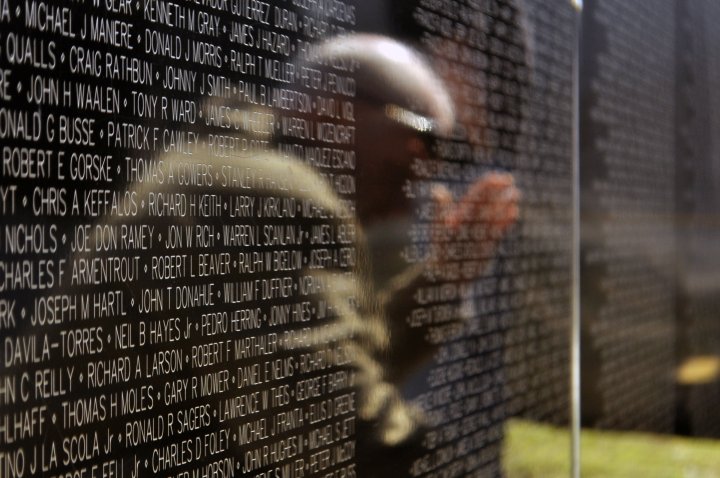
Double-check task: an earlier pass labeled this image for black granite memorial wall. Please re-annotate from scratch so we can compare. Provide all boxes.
[0,1,575,477]
[580,0,720,445]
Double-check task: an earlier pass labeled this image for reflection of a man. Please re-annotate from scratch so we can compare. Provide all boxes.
[315,35,520,475]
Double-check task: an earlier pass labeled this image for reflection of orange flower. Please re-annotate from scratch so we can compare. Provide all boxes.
[676,355,720,385]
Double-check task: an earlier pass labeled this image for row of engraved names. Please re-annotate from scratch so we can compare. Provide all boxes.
[0,183,357,216]
[2,74,356,122]
[1,219,356,253]
[0,111,357,149]
[1,392,356,477]
[1,352,355,422]
[0,35,357,93]
[14,0,357,41]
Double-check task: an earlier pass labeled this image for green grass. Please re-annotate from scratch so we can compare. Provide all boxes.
[504,419,720,477]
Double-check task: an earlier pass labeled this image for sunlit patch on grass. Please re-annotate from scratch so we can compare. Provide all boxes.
[504,419,720,478]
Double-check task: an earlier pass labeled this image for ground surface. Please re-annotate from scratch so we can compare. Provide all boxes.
[505,419,720,477]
